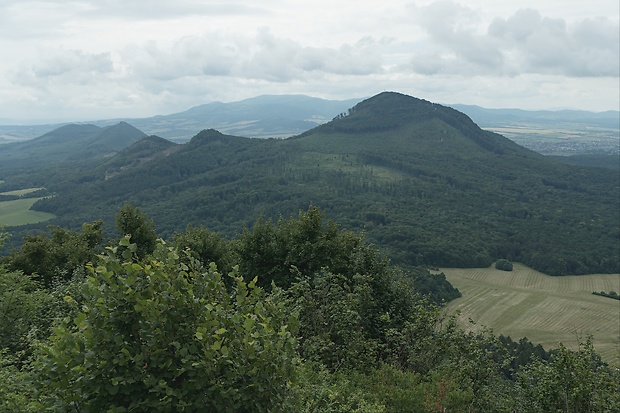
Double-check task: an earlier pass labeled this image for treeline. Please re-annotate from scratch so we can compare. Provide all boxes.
[592,290,620,300]
[1,205,618,412]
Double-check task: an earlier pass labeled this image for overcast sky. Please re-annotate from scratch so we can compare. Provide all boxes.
[1,0,618,123]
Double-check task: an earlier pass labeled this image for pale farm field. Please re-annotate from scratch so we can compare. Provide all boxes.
[0,187,45,196]
[440,263,620,366]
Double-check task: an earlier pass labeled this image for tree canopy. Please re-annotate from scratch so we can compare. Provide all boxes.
[1,206,618,412]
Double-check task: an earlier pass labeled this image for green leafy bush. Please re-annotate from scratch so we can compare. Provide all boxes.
[517,337,620,412]
[38,237,298,412]
[6,221,103,286]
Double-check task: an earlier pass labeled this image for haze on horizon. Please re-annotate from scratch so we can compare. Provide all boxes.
[0,0,618,124]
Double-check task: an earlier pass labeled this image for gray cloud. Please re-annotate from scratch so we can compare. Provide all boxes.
[31,50,114,78]
[406,2,619,77]
[0,0,618,121]
[81,0,274,19]
[244,31,383,81]
[12,49,115,91]
[121,29,384,84]
[0,1,80,40]
[489,10,619,76]
[121,36,238,81]
[0,0,274,20]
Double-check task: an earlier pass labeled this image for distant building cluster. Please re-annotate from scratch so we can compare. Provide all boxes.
[507,136,619,156]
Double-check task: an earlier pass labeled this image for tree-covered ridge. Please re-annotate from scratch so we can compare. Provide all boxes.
[309,92,530,156]
[97,135,179,177]
[0,122,147,173]
[317,130,618,274]
[1,208,618,412]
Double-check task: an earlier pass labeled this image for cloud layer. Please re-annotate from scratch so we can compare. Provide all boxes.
[0,0,618,121]
[408,3,619,77]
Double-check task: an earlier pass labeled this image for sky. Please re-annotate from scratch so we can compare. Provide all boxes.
[0,0,618,123]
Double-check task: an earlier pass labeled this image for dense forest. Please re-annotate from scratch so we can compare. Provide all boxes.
[3,93,618,277]
[1,205,618,412]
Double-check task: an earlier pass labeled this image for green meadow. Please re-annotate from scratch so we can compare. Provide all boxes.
[441,263,620,366]
[0,197,56,226]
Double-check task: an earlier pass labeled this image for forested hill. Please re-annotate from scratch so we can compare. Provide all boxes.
[0,121,146,172]
[302,92,537,156]
[9,92,620,275]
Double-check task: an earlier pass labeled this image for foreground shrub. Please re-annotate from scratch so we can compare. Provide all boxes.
[37,237,298,412]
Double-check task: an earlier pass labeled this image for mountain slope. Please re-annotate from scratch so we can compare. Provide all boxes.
[0,122,147,172]
[298,92,534,156]
[0,95,362,143]
[96,94,363,141]
[97,135,180,178]
[20,92,620,275]
[2,95,616,153]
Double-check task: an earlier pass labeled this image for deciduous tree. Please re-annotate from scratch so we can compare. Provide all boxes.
[38,237,298,412]
[115,204,157,259]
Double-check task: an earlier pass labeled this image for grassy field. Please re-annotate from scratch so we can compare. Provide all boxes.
[0,197,56,226]
[441,263,620,366]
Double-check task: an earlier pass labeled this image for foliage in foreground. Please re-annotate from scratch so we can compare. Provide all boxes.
[0,211,619,412]
[37,237,298,412]
[516,338,620,412]
[4,220,103,286]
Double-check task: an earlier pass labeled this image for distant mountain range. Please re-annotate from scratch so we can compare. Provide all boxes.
[0,95,362,143]
[5,92,616,276]
[450,104,620,129]
[1,94,617,144]
[0,122,146,172]
[1,92,617,177]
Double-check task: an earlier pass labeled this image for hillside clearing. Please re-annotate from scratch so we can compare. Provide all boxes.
[0,197,56,226]
[0,187,45,196]
[441,263,620,366]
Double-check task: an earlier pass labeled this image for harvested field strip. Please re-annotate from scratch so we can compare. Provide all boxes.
[492,293,545,330]
[441,264,620,366]
[0,187,44,196]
